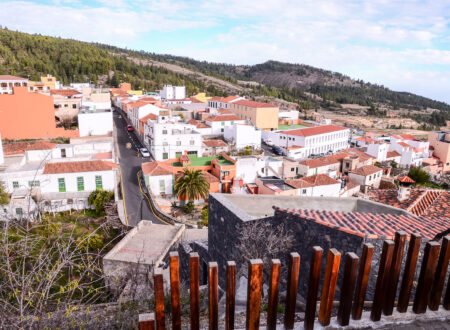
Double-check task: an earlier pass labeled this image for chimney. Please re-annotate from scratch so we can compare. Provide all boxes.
[397,185,410,201]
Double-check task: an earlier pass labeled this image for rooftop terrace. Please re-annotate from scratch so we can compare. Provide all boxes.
[172,155,234,167]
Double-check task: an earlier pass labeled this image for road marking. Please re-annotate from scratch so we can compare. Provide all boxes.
[136,170,171,226]
[119,166,129,226]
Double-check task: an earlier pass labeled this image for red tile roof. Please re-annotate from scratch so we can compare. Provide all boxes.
[209,96,224,101]
[397,176,415,183]
[203,139,227,147]
[50,89,80,97]
[206,114,243,122]
[3,141,56,155]
[286,174,339,188]
[142,161,173,176]
[0,75,28,81]
[282,125,348,137]
[299,157,338,169]
[201,171,219,183]
[369,189,450,219]
[233,100,276,108]
[350,165,382,176]
[278,208,448,240]
[140,113,157,123]
[387,151,401,158]
[218,108,233,114]
[93,152,113,160]
[43,161,117,174]
[222,96,241,102]
[398,142,410,147]
[187,119,210,129]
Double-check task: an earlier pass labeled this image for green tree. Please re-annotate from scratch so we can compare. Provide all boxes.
[407,167,430,184]
[88,189,114,215]
[174,169,209,202]
[0,182,9,206]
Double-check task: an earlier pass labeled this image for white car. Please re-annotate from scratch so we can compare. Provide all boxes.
[264,139,274,146]
[139,148,151,158]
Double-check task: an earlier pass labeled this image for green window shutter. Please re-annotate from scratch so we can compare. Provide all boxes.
[58,178,66,192]
[221,122,225,126]
[95,176,103,190]
[13,181,19,189]
[77,177,84,191]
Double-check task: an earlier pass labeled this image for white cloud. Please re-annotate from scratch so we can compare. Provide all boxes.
[0,0,449,102]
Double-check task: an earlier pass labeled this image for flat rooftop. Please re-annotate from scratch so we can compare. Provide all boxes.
[172,155,234,167]
[104,221,185,265]
[211,194,413,220]
[278,124,308,130]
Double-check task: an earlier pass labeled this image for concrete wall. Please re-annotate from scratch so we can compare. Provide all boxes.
[79,111,113,137]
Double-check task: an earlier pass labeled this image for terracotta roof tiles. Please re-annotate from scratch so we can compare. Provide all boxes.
[233,100,276,108]
[205,114,243,122]
[142,161,173,176]
[0,75,28,81]
[203,140,227,147]
[350,165,382,176]
[3,141,56,155]
[50,89,81,97]
[43,160,117,174]
[283,125,348,137]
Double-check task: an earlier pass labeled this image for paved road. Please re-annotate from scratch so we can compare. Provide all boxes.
[113,109,168,226]
[261,142,278,157]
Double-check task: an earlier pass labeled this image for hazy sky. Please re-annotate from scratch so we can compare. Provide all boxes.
[1,0,449,103]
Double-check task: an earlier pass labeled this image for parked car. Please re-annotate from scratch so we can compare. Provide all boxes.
[139,148,150,158]
[264,139,274,147]
[127,125,134,132]
[272,145,285,156]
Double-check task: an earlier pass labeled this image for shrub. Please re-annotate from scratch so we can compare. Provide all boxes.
[77,233,104,251]
[182,201,195,214]
[200,207,208,226]
[88,189,114,215]
[408,167,430,184]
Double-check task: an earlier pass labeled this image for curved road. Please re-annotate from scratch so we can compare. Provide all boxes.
[114,109,169,226]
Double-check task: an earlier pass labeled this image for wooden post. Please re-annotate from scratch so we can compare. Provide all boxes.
[246,259,263,330]
[153,269,165,330]
[397,233,422,313]
[318,248,341,326]
[429,236,450,310]
[169,252,181,330]
[284,252,300,329]
[370,240,394,322]
[352,243,374,320]
[209,262,219,330]
[267,259,281,330]
[413,241,440,314]
[139,313,156,330]
[304,246,323,330]
[189,253,200,330]
[383,231,407,316]
[226,261,236,330]
[337,252,359,326]
[444,273,450,310]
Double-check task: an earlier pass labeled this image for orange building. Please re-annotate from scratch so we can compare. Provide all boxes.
[0,87,78,139]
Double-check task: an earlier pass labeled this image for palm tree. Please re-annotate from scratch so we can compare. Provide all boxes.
[174,169,210,202]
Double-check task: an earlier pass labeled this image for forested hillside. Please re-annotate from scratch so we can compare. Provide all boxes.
[0,28,449,125]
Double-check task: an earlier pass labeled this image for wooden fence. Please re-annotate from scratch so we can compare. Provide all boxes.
[139,232,450,329]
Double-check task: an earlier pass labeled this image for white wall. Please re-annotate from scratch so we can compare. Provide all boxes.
[224,124,261,150]
[147,174,173,195]
[349,170,382,188]
[160,85,185,100]
[235,157,265,184]
[367,143,388,162]
[79,112,113,136]
[206,119,246,135]
[41,170,115,194]
[278,111,299,120]
[81,100,111,111]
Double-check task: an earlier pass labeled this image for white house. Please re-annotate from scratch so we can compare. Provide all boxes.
[390,134,429,168]
[186,119,212,135]
[278,125,350,157]
[160,85,185,100]
[0,75,29,94]
[142,161,174,196]
[285,174,341,197]
[205,114,246,135]
[224,123,261,150]
[366,142,388,162]
[285,145,307,160]
[278,110,299,120]
[207,96,242,109]
[129,103,163,130]
[348,165,383,190]
[145,120,203,160]
[78,109,113,137]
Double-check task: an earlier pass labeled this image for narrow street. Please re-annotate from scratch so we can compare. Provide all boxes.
[113,109,169,226]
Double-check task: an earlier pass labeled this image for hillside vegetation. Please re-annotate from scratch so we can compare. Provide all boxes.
[0,28,449,125]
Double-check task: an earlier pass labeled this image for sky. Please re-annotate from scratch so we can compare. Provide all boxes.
[1,0,449,103]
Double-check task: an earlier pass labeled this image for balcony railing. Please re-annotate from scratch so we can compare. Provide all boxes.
[139,232,449,329]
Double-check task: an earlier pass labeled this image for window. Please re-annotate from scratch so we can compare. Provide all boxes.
[291,168,295,172]
[223,171,230,176]
[12,181,19,189]
[163,152,168,160]
[162,130,167,134]
[221,122,225,126]
[175,152,182,158]
[162,142,168,146]
[231,121,234,125]
[176,141,181,146]
[72,104,77,109]
[302,189,307,194]
[64,104,68,107]
[61,148,66,158]
[95,176,103,189]
[190,140,195,145]
[58,178,66,192]
[16,208,23,216]
[28,180,40,187]
[221,128,224,133]
[159,179,165,192]
[187,151,197,156]
[77,177,84,191]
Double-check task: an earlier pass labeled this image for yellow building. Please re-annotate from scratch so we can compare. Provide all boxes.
[127,90,143,95]
[191,92,211,103]
[229,100,279,130]
[29,74,57,91]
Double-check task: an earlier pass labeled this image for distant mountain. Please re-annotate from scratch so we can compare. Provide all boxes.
[0,28,449,126]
